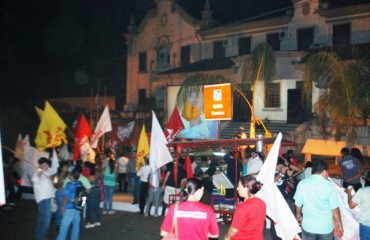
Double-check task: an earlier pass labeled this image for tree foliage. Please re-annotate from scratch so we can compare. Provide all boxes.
[303,50,370,145]
[240,42,276,138]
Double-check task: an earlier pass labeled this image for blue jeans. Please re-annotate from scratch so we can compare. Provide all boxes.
[360,223,370,240]
[302,228,333,240]
[36,198,52,240]
[57,208,81,240]
[87,188,101,223]
[103,185,115,211]
[145,187,162,215]
[55,189,64,226]
[129,173,140,203]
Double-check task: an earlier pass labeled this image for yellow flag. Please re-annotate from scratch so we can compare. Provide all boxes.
[34,106,44,120]
[136,125,149,171]
[35,101,68,151]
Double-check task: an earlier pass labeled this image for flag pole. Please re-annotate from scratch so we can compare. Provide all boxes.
[1,145,38,169]
[95,79,101,154]
[101,86,107,152]
[90,87,93,126]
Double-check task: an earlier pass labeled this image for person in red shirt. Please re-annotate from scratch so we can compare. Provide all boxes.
[160,178,219,240]
[81,161,91,177]
[224,175,266,240]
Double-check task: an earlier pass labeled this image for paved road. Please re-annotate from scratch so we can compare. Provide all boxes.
[0,199,273,240]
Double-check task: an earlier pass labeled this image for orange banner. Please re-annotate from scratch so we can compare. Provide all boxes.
[204,83,232,120]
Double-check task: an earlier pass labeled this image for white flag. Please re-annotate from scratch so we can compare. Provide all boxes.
[0,131,6,206]
[22,145,41,187]
[80,136,96,163]
[117,121,135,141]
[149,111,173,187]
[58,144,72,161]
[51,148,59,175]
[329,178,360,240]
[256,133,301,240]
[90,105,112,148]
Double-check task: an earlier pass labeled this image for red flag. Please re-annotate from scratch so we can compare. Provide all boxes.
[109,127,122,153]
[184,155,193,178]
[73,114,92,160]
[130,122,141,148]
[164,106,185,143]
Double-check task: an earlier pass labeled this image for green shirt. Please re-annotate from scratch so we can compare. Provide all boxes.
[294,174,341,234]
[63,174,92,190]
[103,166,116,187]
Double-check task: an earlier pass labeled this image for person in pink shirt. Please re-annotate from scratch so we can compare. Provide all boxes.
[160,178,219,240]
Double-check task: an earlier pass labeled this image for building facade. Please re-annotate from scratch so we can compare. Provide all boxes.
[124,0,370,125]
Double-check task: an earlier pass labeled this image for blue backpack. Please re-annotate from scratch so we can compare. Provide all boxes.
[73,180,87,210]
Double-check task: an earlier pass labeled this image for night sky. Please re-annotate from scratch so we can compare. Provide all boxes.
[0,0,155,109]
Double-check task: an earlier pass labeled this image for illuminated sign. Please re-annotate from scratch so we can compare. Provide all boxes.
[204,83,232,120]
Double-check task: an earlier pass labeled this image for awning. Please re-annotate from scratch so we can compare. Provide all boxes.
[301,139,346,157]
[301,139,365,157]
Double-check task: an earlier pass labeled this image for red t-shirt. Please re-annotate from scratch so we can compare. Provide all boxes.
[230,197,266,240]
[81,168,90,177]
[290,156,298,166]
[161,201,219,240]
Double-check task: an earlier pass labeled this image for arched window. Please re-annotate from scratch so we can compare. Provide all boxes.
[157,46,170,69]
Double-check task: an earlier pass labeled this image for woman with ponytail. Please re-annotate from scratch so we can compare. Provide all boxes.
[160,178,219,240]
[224,175,266,240]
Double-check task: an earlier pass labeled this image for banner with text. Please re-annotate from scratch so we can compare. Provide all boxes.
[204,83,232,120]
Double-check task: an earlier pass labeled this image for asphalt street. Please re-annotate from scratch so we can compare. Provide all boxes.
[0,199,273,240]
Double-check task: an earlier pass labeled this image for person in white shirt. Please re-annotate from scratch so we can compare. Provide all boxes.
[137,158,151,215]
[246,150,263,175]
[32,157,56,240]
[116,150,129,193]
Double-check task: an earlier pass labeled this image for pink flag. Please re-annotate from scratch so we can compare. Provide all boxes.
[164,106,185,143]
[90,105,112,148]
[256,133,301,240]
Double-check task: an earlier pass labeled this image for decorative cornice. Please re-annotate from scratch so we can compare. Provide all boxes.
[318,3,370,21]
[198,15,292,40]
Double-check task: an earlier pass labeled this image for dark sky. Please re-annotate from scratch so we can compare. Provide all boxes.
[0,0,296,110]
[0,0,155,109]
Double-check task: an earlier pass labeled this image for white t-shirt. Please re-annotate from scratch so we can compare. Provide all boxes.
[137,165,151,182]
[32,168,56,203]
[116,156,129,173]
[246,156,263,175]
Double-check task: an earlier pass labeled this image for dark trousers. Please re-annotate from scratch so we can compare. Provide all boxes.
[129,173,140,203]
[343,181,362,192]
[86,188,101,224]
[117,173,128,192]
[139,181,149,214]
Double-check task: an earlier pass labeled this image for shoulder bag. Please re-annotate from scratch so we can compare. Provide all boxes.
[163,203,179,240]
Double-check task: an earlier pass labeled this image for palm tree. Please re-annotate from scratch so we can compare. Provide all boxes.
[240,42,276,138]
[302,50,370,146]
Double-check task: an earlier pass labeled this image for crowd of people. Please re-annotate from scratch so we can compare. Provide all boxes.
[2,143,369,240]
